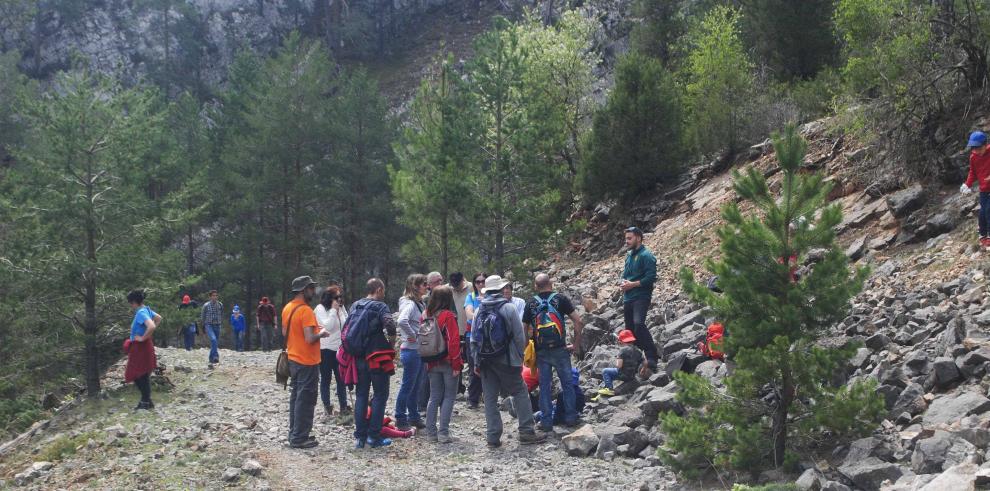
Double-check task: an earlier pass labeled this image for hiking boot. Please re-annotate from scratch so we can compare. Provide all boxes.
[486,440,502,449]
[564,418,583,428]
[339,406,353,416]
[426,431,439,442]
[354,438,366,449]
[367,438,392,448]
[134,401,151,411]
[519,431,547,445]
[412,420,426,430]
[290,439,319,449]
[323,404,334,417]
[438,434,453,444]
[395,420,412,431]
[597,387,615,397]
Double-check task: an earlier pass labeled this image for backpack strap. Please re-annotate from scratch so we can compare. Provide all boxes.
[282,303,305,352]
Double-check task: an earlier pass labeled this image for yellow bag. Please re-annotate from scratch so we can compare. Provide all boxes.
[524,340,537,370]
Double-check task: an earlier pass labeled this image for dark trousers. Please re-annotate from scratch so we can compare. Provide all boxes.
[319,349,348,410]
[260,323,274,351]
[980,192,990,237]
[183,325,196,351]
[134,373,152,403]
[460,335,483,404]
[288,361,319,445]
[479,360,536,444]
[354,358,390,442]
[623,297,659,366]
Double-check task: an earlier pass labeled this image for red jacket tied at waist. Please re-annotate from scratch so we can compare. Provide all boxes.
[366,350,396,375]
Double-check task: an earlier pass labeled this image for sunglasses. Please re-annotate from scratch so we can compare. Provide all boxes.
[474,279,485,284]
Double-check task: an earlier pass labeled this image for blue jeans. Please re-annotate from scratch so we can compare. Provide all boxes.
[354,358,391,442]
[602,367,620,389]
[233,330,245,351]
[319,349,348,410]
[394,349,423,424]
[979,192,990,237]
[537,347,576,430]
[183,324,196,351]
[206,324,220,363]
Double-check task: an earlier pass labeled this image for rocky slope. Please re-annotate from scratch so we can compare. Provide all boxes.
[540,116,990,490]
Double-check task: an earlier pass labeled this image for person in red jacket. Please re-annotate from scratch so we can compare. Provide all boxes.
[961,131,990,247]
[422,286,462,444]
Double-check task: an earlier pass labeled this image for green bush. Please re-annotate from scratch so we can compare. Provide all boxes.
[0,381,42,436]
[580,53,686,203]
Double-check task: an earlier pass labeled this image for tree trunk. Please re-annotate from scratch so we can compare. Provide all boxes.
[771,376,795,467]
[84,161,101,396]
[246,276,254,351]
[186,222,195,276]
[440,211,449,278]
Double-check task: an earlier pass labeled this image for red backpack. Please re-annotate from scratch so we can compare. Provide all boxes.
[698,322,725,360]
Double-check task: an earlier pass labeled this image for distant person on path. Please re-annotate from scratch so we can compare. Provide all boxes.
[395,274,428,430]
[620,226,660,375]
[125,289,162,410]
[256,297,278,352]
[522,273,583,431]
[315,286,350,417]
[596,329,643,398]
[178,294,199,351]
[423,286,462,443]
[961,131,990,247]
[351,278,398,449]
[472,275,546,448]
[463,272,487,408]
[230,305,246,352]
[201,290,224,367]
[282,276,329,449]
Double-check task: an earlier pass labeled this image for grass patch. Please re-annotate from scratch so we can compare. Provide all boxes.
[37,432,96,462]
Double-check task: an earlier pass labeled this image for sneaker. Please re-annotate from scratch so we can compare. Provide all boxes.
[395,421,412,431]
[408,428,418,437]
[426,432,439,442]
[412,420,426,430]
[519,432,547,445]
[207,364,215,370]
[289,439,319,449]
[354,438,366,449]
[323,404,335,417]
[438,434,453,444]
[339,407,353,416]
[367,438,392,448]
[597,388,615,397]
[134,401,151,411]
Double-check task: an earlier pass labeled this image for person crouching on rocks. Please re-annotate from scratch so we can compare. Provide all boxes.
[125,289,162,410]
[596,329,642,398]
[960,130,990,248]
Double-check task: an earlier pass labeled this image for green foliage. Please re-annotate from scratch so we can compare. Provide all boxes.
[741,0,838,81]
[37,432,94,462]
[684,6,755,156]
[0,381,42,436]
[664,125,879,475]
[581,53,686,202]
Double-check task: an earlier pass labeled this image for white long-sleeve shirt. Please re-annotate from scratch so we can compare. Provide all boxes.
[315,304,347,351]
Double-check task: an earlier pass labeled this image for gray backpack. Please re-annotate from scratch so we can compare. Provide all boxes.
[417,315,448,363]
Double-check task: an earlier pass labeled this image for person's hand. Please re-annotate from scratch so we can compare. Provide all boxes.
[961,183,973,194]
[565,343,575,353]
[620,280,635,292]
[319,330,331,338]
[453,369,461,377]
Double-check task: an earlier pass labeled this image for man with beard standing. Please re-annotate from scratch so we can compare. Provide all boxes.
[620,227,660,375]
[282,276,329,449]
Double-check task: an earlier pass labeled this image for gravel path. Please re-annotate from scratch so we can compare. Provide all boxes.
[0,347,677,490]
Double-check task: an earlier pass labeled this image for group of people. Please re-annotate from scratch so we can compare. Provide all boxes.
[175,291,282,366]
[122,226,664,451]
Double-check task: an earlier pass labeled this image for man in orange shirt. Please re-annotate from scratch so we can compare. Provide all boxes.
[282,275,329,449]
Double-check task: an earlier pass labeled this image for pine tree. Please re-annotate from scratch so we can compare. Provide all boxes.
[9,69,169,396]
[581,52,686,202]
[663,125,882,474]
[684,6,755,156]
[741,0,838,81]
[391,55,481,277]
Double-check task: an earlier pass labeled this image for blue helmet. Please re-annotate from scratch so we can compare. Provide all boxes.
[968,131,987,148]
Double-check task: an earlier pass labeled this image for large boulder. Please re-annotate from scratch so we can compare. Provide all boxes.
[911,431,978,473]
[886,184,926,218]
[925,357,962,391]
[562,424,600,457]
[693,359,727,385]
[918,463,979,491]
[838,457,905,490]
[923,392,990,426]
[957,348,990,379]
[890,383,927,418]
[635,384,683,425]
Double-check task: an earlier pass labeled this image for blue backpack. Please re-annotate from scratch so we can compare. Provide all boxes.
[471,300,511,363]
[343,299,388,358]
[532,294,566,350]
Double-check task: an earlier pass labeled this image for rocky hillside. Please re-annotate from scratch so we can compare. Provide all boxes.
[541,116,990,489]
